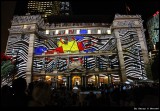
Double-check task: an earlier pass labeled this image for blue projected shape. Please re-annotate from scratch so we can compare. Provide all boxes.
[75,36,84,41]
[84,48,96,53]
[80,29,87,34]
[34,46,47,55]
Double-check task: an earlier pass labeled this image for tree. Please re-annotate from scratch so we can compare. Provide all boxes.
[1,53,17,86]
[1,60,15,78]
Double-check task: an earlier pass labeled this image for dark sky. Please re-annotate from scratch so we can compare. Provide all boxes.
[1,1,17,53]
[14,1,159,21]
[70,1,159,23]
[1,0,160,52]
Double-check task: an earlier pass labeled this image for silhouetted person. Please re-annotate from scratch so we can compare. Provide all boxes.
[11,77,29,106]
[1,85,13,106]
[85,91,96,106]
[28,81,52,107]
[27,82,35,102]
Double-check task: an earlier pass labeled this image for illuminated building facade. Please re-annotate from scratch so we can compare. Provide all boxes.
[147,11,159,59]
[3,14,149,88]
[147,11,159,47]
[146,11,159,80]
[27,1,71,19]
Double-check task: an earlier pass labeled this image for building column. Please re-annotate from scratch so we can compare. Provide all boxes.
[26,34,35,85]
[97,75,100,87]
[95,75,97,87]
[108,75,110,84]
[56,76,58,89]
[114,30,127,82]
[69,75,72,90]
[81,76,83,86]
[84,76,87,88]
[136,28,149,65]
[136,29,149,62]
[83,76,85,87]
[67,76,69,90]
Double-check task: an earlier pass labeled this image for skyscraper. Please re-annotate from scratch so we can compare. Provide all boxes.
[27,1,71,19]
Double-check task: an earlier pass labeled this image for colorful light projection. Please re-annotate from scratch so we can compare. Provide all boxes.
[80,29,88,34]
[38,36,97,55]
[57,38,79,53]
[34,46,47,55]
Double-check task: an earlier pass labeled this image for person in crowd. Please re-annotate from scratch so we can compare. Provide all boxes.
[28,81,52,107]
[71,85,81,106]
[1,85,13,106]
[11,77,29,106]
[85,91,97,106]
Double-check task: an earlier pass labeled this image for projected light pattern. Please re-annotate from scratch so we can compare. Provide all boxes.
[33,35,118,73]
[119,30,147,81]
[2,34,29,85]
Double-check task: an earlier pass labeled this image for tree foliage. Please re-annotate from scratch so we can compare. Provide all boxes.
[1,60,15,78]
[1,53,15,78]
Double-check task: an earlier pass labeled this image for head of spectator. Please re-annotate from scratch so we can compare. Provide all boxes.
[12,77,27,94]
[29,81,52,106]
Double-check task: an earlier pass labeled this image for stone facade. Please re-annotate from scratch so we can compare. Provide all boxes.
[3,14,149,87]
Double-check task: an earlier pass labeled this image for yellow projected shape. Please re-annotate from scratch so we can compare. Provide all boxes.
[58,40,79,53]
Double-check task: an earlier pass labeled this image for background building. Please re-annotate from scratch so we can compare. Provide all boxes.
[27,1,72,19]
[146,11,159,80]
[147,11,159,51]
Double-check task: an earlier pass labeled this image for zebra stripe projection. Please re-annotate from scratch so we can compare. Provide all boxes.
[119,30,147,81]
[2,34,29,85]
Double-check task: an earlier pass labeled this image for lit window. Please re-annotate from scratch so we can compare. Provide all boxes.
[24,25,28,29]
[66,2,69,6]
[76,30,80,34]
[55,30,59,34]
[107,29,111,34]
[46,30,49,34]
[97,30,101,34]
[154,44,156,50]
[88,30,91,34]
[65,30,69,34]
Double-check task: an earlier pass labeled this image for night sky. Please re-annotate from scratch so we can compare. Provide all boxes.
[1,0,159,52]
[13,1,159,21]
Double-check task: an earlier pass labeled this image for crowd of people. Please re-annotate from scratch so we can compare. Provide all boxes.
[1,77,159,107]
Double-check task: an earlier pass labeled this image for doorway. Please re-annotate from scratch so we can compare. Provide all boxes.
[72,76,81,86]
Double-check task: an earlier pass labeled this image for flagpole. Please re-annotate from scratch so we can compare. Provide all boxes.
[125,2,128,15]
[123,0,128,15]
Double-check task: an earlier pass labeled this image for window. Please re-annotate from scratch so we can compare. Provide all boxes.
[55,30,59,34]
[76,30,80,34]
[97,30,101,34]
[88,30,91,34]
[65,30,69,34]
[107,29,111,34]
[46,30,49,34]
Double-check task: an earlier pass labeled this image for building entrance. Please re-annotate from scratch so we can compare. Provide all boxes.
[72,76,81,86]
